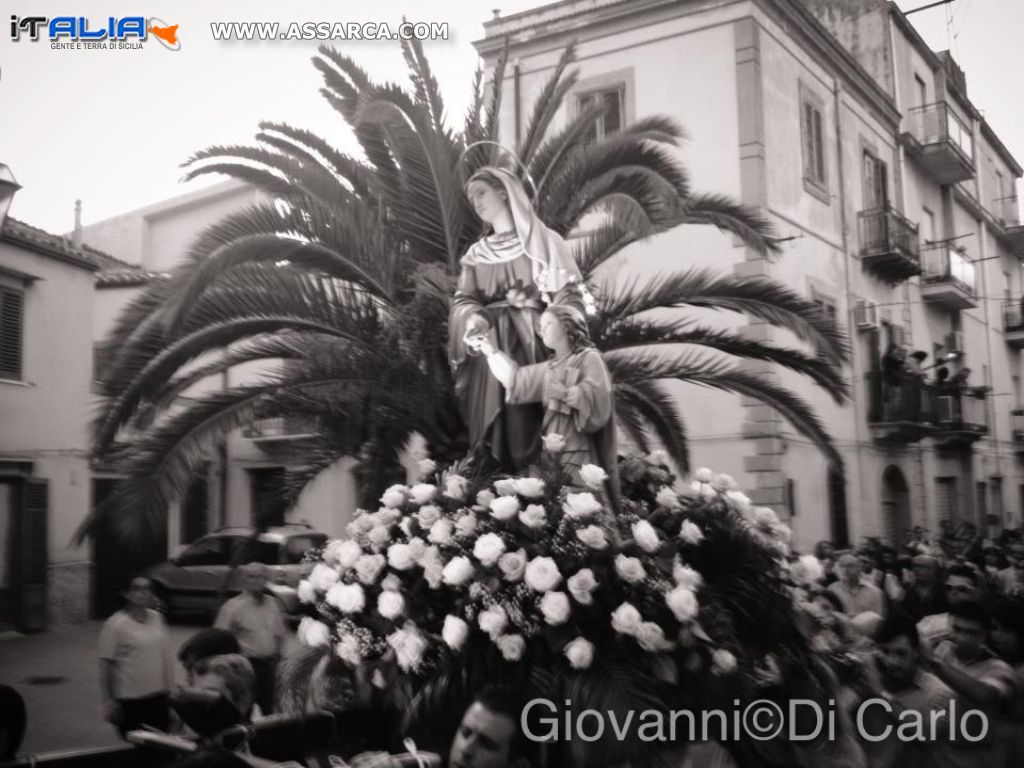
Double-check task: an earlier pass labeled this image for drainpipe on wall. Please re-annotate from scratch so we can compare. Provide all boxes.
[833,83,863,546]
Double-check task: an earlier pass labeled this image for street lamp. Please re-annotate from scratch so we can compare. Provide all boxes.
[0,163,21,233]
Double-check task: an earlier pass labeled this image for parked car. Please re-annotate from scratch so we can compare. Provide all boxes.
[146,524,327,621]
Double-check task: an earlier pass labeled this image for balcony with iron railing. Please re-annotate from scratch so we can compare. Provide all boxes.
[932,386,989,447]
[866,372,935,443]
[902,101,975,184]
[857,206,921,283]
[920,244,977,310]
[1013,409,1024,451]
[993,194,1024,250]
[1003,300,1024,348]
[242,417,320,454]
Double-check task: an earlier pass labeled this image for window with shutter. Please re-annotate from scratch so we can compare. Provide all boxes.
[577,86,625,144]
[936,477,958,523]
[800,84,829,200]
[0,287,24,380]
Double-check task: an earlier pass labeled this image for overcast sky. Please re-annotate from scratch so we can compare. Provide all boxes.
[0,0,1020,235]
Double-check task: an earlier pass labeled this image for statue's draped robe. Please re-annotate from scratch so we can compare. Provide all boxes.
[507,348,621,509]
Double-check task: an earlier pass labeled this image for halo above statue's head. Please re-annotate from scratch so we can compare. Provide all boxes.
[458,141,537,198]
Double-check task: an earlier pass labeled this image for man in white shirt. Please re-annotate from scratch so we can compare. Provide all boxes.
[214,562,287,715]
[98,576,172,737]
[828,553,885,618]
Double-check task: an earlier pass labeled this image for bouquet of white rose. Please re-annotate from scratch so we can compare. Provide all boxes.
[286,449,812,767]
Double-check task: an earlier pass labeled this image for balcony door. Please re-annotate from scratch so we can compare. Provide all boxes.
[863,151,888,211]
[881,466,911,545]
[249,467,287,530]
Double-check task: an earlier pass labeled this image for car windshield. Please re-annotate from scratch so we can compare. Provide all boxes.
[176,537,227,566]
[227,537,279,565]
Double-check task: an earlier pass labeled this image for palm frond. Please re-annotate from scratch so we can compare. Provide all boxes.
[679,192,782,258]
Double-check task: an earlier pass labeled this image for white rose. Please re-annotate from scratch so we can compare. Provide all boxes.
[540,591,571,625]
[387,625,427,671]
[377,590,405,620]
[336,634,362,666]
[424,560,444,589]
[381,574,401,592]
[655,486,680,510]
[575,525,609,550]
[494,478,518,497]
[429,519,454,545]
[475,490,496,509]
[322,539,346,567]
[416,458,437,478]
[524,557,562,592]
[473,532,507,567]
[308,563,340,592]
[578,464,608,490]
[567,569,597,605]
[443,474,469,501]
[409,483,436,505]
[497,634,525,661]
[648,450,671,467]
[637,622,671,652]
[672,559,703,590]
[367,525,390,551]
[498,549,527,582]
[541,433,566,453]
[375,508,401,526]
[611,603,643,636]
[478,605,508,638]
[725,490,751,512]
[563,492,603,519]
[416,504,442,529]
[297,580,316,604]
[455,513,478,537]
[712,473,736,492]
[297,617,330,647]
[694,468,714,483]
[792,554,824,585]
[387,543,416,571]
[632,520,660,553]
[489,495,520,521]
[407,537,427,562]
[754,507,780,528]
[513,478,546,498]
[380,484,407,509]
[326,582,365,614]
[614,555,647,584]
[666,586,699,623]
[354,554,386,585]
[442,556,475,586]
[518,504,547,529]
[442,615,469,650]
[348,514,375,536]
[712,649,737,675]
[679,521,704,545]
[336,540,363,570]
[564,637,595,669]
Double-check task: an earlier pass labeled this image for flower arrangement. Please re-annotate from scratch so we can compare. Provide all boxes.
[295,443,797,683]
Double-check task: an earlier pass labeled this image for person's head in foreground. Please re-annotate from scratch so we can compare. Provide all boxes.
[875,614,922,689]
[944,564,980,607]
[836,553,862,587]
[178,629,241,686]
[449,686,536,768]
[191,654,256,721]
[0,685,26,760]
[948,600,990,661]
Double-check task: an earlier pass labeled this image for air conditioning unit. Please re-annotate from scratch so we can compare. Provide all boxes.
[854,300,878,330]
[945,331,965,355]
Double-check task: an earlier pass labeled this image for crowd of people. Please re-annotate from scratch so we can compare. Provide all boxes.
[788,523,1024,767]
